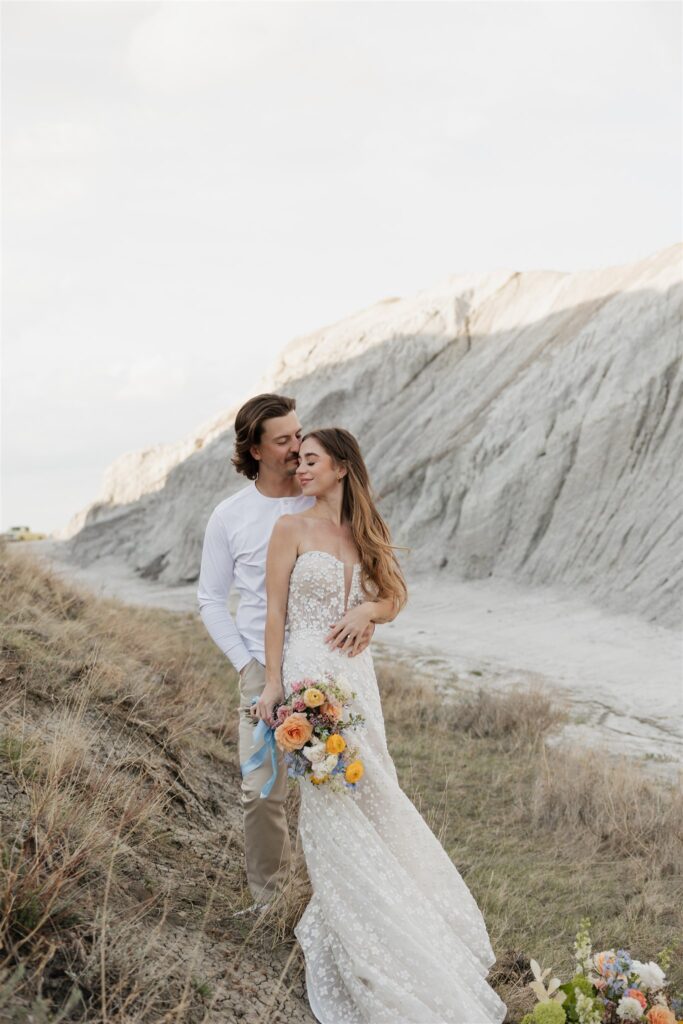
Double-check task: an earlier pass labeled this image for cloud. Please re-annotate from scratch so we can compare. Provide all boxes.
[113,356,188,402]
[4,120,97,218]
[125,3,301,95]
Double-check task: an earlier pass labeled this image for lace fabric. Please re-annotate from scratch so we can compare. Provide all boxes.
[282,551,507,1024]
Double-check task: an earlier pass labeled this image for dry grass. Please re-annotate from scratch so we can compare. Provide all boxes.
[531,743,683,867]
[380,666,563,749]
[376,661,683,1021]
[1,543,681,1023]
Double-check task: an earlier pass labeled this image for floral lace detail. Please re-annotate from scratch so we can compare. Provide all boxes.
[286,550,362,636]
[282,552,507,1024]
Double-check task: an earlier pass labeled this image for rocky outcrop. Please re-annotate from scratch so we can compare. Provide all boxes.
[63,243,683,626]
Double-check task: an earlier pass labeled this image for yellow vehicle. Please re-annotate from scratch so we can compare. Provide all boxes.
[1,525,47,542]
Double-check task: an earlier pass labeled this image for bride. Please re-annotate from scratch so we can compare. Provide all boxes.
[253,427,507,1024]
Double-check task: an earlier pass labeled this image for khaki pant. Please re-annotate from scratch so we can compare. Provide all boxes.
[238,658,291,902]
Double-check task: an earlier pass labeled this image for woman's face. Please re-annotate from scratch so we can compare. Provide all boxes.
[295,437,345,496]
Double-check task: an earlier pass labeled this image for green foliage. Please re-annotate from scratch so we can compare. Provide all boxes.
[0,733,39,778]
[14,892,43,933]
[560,974,596,1023]
[656,938,680,974]
[191,976,212,998]
[533,1001,567,1024]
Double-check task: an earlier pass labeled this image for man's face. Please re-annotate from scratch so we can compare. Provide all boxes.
[251,411,303,477]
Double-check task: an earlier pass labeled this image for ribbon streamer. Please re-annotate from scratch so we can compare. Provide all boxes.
[240,696,278,799]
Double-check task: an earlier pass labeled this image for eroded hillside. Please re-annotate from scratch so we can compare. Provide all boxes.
[62,244,683,626]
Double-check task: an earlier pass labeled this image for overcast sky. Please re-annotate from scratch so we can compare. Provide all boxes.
[2,1,681,535]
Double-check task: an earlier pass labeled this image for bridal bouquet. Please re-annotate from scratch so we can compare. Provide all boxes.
[521,918,682,1024]
[272,675,365,793]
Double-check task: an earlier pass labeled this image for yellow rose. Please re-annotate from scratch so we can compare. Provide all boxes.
[303,687,325,708]
[326,734,346,754]
[345,760,364,783]
[274,713,313,751]
[310,775,327,785]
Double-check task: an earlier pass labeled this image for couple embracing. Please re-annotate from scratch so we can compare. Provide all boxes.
[197,393,506,1024]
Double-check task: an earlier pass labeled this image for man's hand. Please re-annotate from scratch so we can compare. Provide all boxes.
[251,681,284,728]
[325,604,375,657]
[352,620,375,656]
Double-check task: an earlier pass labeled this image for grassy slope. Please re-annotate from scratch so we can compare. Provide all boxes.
[1,544,681,1023]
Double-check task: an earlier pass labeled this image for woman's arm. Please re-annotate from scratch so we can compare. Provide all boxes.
[325,594,400,656]
[253,516,299,726]
[365,595,400,625]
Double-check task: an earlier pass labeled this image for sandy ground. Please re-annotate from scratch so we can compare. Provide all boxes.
[19,540,683,783]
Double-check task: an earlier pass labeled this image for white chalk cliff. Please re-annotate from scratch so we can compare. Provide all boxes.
[61,244,683,627]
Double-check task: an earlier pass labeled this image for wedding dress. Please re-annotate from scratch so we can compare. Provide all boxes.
[281,550,507,1024]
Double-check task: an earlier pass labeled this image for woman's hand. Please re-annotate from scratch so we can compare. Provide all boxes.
[251,681,285,728]
[325,603,374,656]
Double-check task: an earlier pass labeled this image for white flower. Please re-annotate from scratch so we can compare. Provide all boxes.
[574,928,593,975]
[302,742,326,764]
[576,991,602,1024]
[573,919,592,963]
[312,754,339,779]
[616,996,644,1021]
[332,676,352,701]
[631,960,666,992]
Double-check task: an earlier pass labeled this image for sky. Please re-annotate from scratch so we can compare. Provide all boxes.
[2,0,681,535]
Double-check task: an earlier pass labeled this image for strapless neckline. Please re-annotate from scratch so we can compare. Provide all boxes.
[293,550,361,615]
[297,549,361,572]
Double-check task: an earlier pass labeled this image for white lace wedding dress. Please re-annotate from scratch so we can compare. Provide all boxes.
[281,550,507,1024]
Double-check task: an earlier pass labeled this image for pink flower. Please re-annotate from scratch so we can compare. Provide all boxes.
[292,681,304,692]
[293,700,306,712]
[276,705,292,722]
[626,990,647,1010]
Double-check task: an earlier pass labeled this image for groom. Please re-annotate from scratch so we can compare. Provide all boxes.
[197,393,374,910]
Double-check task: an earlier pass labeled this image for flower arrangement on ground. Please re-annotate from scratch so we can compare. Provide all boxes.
[521,918,681,1024]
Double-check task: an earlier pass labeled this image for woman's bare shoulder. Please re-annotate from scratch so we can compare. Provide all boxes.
[270,512,315,543]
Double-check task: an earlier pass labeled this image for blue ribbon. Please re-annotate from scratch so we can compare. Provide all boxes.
[240,697,278,799]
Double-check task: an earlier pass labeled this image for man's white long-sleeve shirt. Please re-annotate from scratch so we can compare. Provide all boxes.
[197,481,314,672]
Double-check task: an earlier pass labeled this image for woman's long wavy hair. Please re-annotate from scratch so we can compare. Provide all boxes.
[301,428,408,613]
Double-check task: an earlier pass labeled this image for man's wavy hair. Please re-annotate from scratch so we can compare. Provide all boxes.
[231,393,297,480]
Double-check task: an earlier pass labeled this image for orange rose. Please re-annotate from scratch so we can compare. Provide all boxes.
[326,734,346,754]
[646,1008,676,1024]
[303,687,325,708]
[274,713,313,751]
[626,990,647,1010]
[321,701,343,721]
[345,760,364,783]
[593,952,613,975]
